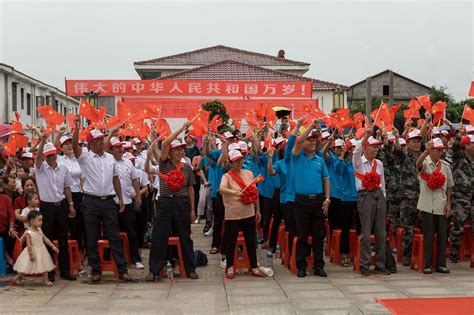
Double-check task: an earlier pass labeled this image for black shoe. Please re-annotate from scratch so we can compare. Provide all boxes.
[423,267,432,274]
[374,267,391,275]
[60,272,77,281]
[402,258,411,266]
[449,251,459,263]
[297,269,306,278]
[435,266,450,274]
[360,268,370,276]
[188,272,199,280]
[313,268,327,277]
[48,271,55,283]
[389,266,397,274]
[203,222,211,234]
[145,272,159,282]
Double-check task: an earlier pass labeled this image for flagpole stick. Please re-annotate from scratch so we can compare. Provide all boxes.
[241,174,261,193]
[120,113,137,126]
[459,104,467,124]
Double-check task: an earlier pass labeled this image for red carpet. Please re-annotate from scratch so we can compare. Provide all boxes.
[376,297,474,315]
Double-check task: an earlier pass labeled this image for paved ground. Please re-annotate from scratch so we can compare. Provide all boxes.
[1,224,473,314]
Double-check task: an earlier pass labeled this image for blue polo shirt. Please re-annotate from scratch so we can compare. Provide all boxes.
[284,135,296,203]
[244,154,260,177]
[272,159,287,203]
[291,150,329,196]
[257,152,275,199]
[208,149,228,198]
[334,159,358,202]
[326,151,343,200]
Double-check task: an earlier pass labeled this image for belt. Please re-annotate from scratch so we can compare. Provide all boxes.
[160,195,188,199]
[84,193,116,200]
[40,199,65,207]
[296,193,323,200]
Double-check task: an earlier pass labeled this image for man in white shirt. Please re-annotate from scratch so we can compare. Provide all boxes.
[72,115,132,282]
[35,132,77,282]
[107,136,143,269]
[353,128,390,276]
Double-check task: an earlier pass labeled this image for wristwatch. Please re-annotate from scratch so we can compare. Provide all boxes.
[69,202,74,205]
[325,198,331,203]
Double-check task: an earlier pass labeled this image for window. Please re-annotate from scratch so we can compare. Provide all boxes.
[36,96,45,118]
[20,88,24,110]
[12,83,18,111]
[383,85,389,96]
[27,93,31,115]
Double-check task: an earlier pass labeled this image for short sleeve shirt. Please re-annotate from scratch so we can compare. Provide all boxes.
[159,159,196,197]
[220,170,256,220]
[291,151,329,195]
[35,162,72,202]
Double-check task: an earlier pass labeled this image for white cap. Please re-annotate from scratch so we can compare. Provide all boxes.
[238,141,249,152]
[21,152,33,159]
[432,127,441,135]
[387,132,395,142]
[363,136,383,147]
[430,137,447,149]
[86,129,106,142]
[465,125,474,134]
[60,135,72,145]
[123,152,136,160]
[228,149,244,161]
[109,137,122,147]
[132,137,142,144]
[345,139,356,149]
[399,138,407,145]
[228,143,241,151]
[122,141,132,149]
[273,137,285,146]
[321,131,331,140]
[132,144,137,151]
[223,131,234,139]
[43,142,57,156]
[170,140,186,149]
[406,129,422,141]
[332,139,344,147]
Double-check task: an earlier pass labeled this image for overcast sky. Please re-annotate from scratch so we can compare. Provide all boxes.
[1,1,472,100]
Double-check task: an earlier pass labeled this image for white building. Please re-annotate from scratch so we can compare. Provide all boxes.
[0,63,79,130]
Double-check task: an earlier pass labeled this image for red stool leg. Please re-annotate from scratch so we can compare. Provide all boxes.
[119,232,131,266]
[349,229,356,261]
[330,230,342,264]
[396,227,404,263]
[353,237,361,272]
[325,219,331,256]
[290,237,298,274]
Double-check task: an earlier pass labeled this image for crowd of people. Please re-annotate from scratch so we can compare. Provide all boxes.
[0,106,473,285]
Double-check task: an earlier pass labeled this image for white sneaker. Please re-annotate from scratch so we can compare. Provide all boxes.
[194,218,200,224]
[134,262,145,269]
[204,227,213,236]
[220,259,226,269]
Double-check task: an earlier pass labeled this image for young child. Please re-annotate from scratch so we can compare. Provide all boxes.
[12,210,58,286]
[15,166,30,194]
[20,192,40,228]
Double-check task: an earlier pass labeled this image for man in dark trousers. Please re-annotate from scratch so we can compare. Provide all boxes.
[35,131,77,282]
[72,115,132,282]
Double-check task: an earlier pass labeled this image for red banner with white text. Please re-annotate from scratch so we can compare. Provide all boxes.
[66,80,312,98]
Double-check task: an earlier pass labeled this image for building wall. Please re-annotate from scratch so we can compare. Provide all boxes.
[348,72,431,102]
[312,90,348,113]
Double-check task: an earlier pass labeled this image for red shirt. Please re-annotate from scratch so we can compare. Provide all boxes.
[0,194,14,233]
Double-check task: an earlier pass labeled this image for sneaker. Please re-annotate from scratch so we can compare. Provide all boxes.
[188,272,199,279]
[423,267,432,274]
[435,266,450,274]
[220,259,227,269]
[134,262,145,269]
[297,269,306,278]
[204,227,213,236]
[203,222,211,234]
[194,218,200,224]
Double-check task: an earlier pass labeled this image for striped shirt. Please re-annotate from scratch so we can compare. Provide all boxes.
[159,159,195,197]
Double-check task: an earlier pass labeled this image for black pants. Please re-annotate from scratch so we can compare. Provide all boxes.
[211,193,225,249]
[286,201,297,260]
[0,231,15,259]
[269,191,283,250]
[260,196,274,242]
[118,203,141,263]
[68,192,85,252]
[149,196,196,275]
[224,216,258,269]
[135,196,148,248]
[294,195,325,270]
[193,177,200,216]
[82,196,127,275]
[40,200,70,274]
[420,211,447,268]
[331,199,354,254]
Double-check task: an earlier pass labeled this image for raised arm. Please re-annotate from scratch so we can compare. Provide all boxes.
[105,126,120,151]
[160,122,191,162]
[34,129,48,169]
[217,135,229,168]
[416,141,432,171]
[72,115,83,159]
[267,149,276,175]
[353,128,372,168]
[420,112,431,139]
[53,126,67,148]
[145,143,157,175]
[293,119,320,157]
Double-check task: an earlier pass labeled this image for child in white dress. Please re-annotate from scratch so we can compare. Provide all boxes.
[19,192,40,229]
[12,210,58,286]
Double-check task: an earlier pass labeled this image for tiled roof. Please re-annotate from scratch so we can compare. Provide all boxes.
[157,60,348,91]
[135,45,310,67]
[350,69,431,90]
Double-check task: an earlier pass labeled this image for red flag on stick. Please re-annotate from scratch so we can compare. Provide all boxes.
[416,95,432,113]
[9,133,28,148]
[461,105,474,124]
[432,101,447,125]
[37,105,65,125]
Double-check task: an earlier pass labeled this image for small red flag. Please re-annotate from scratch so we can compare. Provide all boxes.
[432,101,447,125]
[416,95,432,114]
[9,133,28,148]
[461,105,474,124]
[37,105,65,125]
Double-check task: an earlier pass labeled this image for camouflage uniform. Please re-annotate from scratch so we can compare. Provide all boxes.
[393,147,421,264]
[450,136,474,258]
[381,144,402,238]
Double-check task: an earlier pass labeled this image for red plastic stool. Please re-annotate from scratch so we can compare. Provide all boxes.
[459,224,472,261]
[277,224,285,253]
[68,240,82,276]
[98,240,120,279]
[396,227,404,263]
[281,232,290,267]
[353,235,376,272]
[13,239,23,261]
[119,232,131,266]
[330,230,342,264]
[233,232,251,271]
[387,222,394,249]
[325,219,331,256]
[290,236,314,274]
[167,236,187,277]
[410,234,437,272]
[348,229,357,261]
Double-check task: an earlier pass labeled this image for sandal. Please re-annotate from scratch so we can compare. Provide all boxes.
[251,269,266,278]
[226,267,235,279]
[209,247,219,254]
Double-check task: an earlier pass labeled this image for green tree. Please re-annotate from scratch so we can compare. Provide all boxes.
[201,100,231,133]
